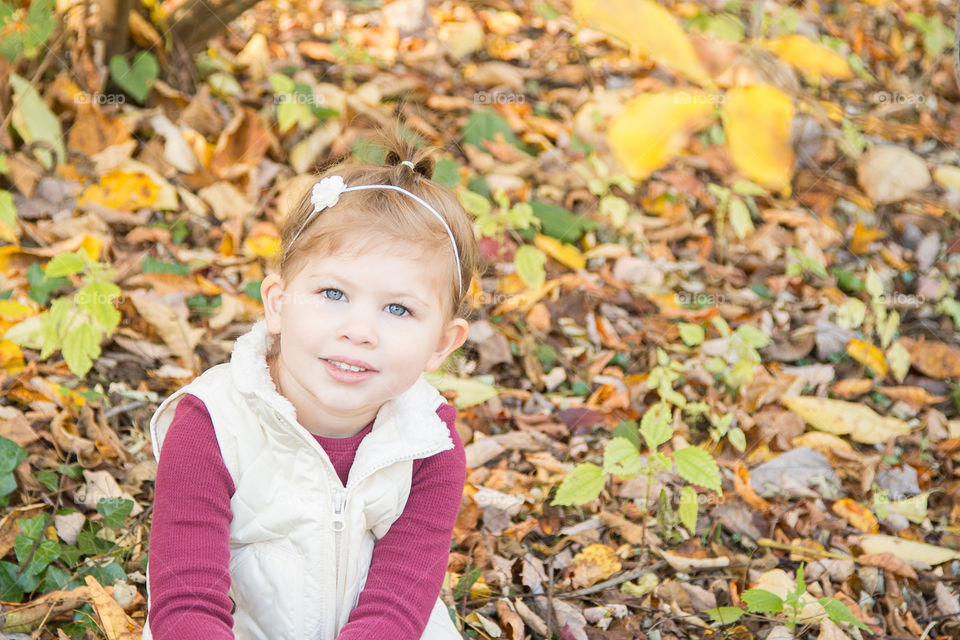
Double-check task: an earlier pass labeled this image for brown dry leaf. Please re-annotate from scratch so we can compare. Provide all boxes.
[68,103,134,156]
[857,552,918,579]
[50,410,101,467]
[877,385,948,408]
[899,337,960,379]
[722,84,795,196]
[788,538,828,563]
[598,510,646,545]
[209,107,274,180]
[129,292,205,371]
[570,543,622,588]
[0,504,45,559]
[830,378,874,398]
[831,498,879,534]
[496,598,525,640]
[85,575,141,638]
[574,0,711,85]
[817,618,853,640]
[780,396,911,445]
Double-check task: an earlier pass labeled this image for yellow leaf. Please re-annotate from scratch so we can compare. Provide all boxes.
[846,339,889,378]
[722,84,795,196]
[84,575,140,638]
[574,0,711,85]
[0,300,35,323]
[533,234,586,270]
[858,534,960,566]
[608,91,714,180]
[886,341,911,383]
[762,35,854,82]
[0,340,25,374]
[781,396,911,445]
[81,234,104,262]
[570,543,622,588]
[831,498,879,533]
[79,170,161,211]
[244,234,280,258]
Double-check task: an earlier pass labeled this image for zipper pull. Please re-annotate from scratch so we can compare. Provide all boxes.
[330,489,346,532]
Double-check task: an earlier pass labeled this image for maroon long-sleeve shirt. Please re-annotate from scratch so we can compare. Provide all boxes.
[147,393,466,639]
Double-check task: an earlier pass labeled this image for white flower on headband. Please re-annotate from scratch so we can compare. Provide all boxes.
[310,175,347,213]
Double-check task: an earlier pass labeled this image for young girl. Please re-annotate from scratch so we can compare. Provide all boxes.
[143,134,483,640]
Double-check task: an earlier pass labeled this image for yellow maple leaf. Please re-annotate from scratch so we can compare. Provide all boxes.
[79,170,161,211]
[722,84,795,196]
[608,91,714,180]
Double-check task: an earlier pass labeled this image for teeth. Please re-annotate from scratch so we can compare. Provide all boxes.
[329,359,366,372]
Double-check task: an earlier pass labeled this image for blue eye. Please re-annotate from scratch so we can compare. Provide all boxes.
[320,288,344,301]
[386,303,410,317]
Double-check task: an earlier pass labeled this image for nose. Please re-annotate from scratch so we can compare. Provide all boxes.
[336,309,378,348]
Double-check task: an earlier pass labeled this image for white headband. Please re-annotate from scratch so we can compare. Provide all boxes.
[289,175,463,296]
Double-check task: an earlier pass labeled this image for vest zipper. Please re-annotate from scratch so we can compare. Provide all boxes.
[331,485,347,623]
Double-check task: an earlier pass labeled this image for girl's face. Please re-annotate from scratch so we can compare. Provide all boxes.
[261,243,469,438]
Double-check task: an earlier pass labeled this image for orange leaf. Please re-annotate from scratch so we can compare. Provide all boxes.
[877,385,948,408]
[857,552,918,579]
[734,462,771,512]
[900,337,960,379]
[831,498,879,533]
[850,220,886,254]
[830,378,874,398]
[846,339,888,377]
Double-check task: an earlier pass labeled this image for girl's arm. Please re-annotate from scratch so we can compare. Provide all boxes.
[148,394,236,639]
[335,403,466,640]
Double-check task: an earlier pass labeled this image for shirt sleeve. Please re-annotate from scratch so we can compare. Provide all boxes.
[147,393,236,640]
[335,403,466,640]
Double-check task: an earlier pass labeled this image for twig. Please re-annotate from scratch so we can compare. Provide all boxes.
[757,537,852,561]
[546,557,555,640]
[104,400,148,419]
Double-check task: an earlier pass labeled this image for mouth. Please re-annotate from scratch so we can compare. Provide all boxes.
[322,357,377,373]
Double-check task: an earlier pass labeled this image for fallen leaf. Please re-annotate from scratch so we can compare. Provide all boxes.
[722,84,795,196]
[858,534,960,566]
[762,35,854,82]
[846,339,888,378]
[780,396,911,445]
[899,337,960,379]
[570,543,622,588]
[831,498,879,533]
[856,552,918,579]
[129,292,205,371]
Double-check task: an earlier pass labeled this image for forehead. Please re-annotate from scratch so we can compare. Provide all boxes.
[295,244,451,298]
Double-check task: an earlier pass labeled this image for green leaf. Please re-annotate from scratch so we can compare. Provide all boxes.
[678,322,705,347]
[62,323,101,377]
[678,485,698,533]
[0,436,27,475]
[673,446,722,493]
[640,402,672,451]
[268,72,295,93]
[109,51,159,103]
[18,514,45,540]
[0,472,17,497]
[76,281,121,333]
[742,588,784,614]
[462,110,532,156]
[703,606,746,625]
[43,564,71,591]
[551,462,604,506]
[735,324,772,349]
[432,157,461,189]
[45,252,85,278]
[27,263,67,306]
[514,245,546,290]
[819,597,870,631]
[452,566,482,600]
[530,200,594,243]
[457,190,491,217]
[0,561,24,602]
[97,497,134,528]
[602,437,642,478]
[24,539,59,576]
[727,427,746,452]
[141,256,191,276]
[9,73,64,169]
[611,420,640,450]
[728,197,754,239]
[33,470,59,493]
[23,0,54,57]
[424,372,498,409]
[0,189,15,228]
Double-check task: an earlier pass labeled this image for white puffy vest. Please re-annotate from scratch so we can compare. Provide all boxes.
[143,321,463,640]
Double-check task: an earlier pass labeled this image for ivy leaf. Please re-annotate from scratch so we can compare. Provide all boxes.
[678,485,699,533]
[0,436,27,475]
[602,437,642,478]
[97,497,134,528]
[551,463,604,506]
[640,402,672,451]
[673,446,722,493]
[819,597,870,631]
[742,588,784,614]
[703,607,746,625]
[17,514,45,540]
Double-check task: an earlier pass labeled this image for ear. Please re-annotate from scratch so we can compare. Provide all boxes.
[424,318,470,372]
[261,273,285,334]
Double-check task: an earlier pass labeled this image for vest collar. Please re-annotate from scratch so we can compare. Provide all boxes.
[229,320,453,477]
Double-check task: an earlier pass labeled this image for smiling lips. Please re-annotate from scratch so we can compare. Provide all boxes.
[321,357,377,383]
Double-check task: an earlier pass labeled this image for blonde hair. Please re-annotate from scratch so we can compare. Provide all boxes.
[275,131,483,320]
